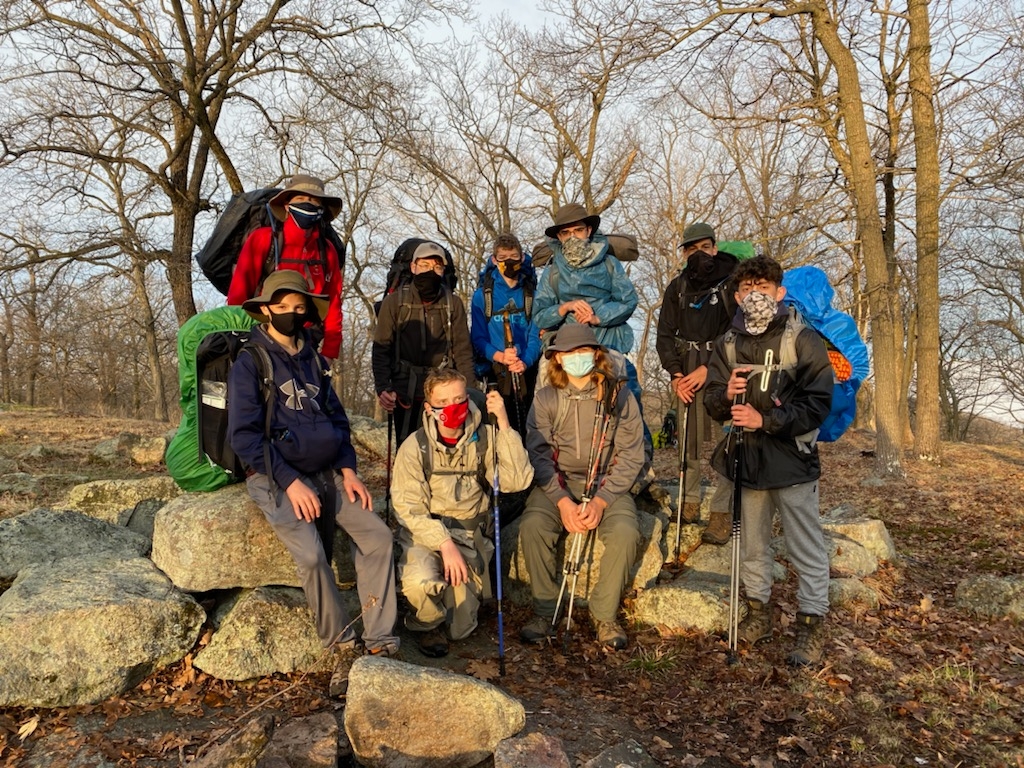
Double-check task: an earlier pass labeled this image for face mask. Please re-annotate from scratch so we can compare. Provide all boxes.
[562,350,596,378]
[269,310,303,338]
[287,201,324,230]
[432,400,469,430]
[739,290,778,336]
[412,270,443,302]
[560,236,590,267]
[499,259,522,278]
[687,252,716,279]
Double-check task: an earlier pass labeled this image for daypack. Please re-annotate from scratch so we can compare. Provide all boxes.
[413,427,491,498]
[531,233,639,269]
[195,187,347,295]
[478,262,537,322]
[721,267,869,442]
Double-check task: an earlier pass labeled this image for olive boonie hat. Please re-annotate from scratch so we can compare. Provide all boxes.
[544,203,601,239]
[268,174,343,223]
[242,270,330,323]
[680,222,716,247]
[544,324,603,358]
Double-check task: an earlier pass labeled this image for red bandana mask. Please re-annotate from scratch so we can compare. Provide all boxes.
[433,400,469,429]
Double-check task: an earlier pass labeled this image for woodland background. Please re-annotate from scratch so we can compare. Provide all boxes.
[2,0,1024,477]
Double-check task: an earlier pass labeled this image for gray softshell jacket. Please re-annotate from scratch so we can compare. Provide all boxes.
[392,400,533,551]
[525,379,644,509]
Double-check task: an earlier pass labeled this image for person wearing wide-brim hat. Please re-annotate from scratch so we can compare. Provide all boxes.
[227,174,346,361]
[518,322,644,653]
[228,269,400,697]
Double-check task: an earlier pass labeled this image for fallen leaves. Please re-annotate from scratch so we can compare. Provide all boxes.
[16,714,39,741]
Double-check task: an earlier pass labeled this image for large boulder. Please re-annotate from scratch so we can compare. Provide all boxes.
[0,555,205,707]
[955,574,1024,620]
[349,415,390,460]
[192,586,360,680]
[501,506,667,608]
[345,656,525,768]
[0,509,151,581]
[632,575,733,633]
[820,504,897,562]
[152,483,300,591]
[152,483,358,593]
[60,476,182,527]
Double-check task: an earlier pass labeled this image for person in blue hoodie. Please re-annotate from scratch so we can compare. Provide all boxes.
[471,232,542,436]
[227,270,399,698]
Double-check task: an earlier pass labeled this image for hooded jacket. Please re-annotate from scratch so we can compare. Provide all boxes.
[703,305,833,489]
[656,251,739,376]
[470,258,542,375]
[371,283,476,397]
[532,234,638,355]
[391,402,533,552]
[227,325,356,491]
[526,377,644,509]
[227,217,344,359]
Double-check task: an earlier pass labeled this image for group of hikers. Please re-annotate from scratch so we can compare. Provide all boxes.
[220,174,835,697]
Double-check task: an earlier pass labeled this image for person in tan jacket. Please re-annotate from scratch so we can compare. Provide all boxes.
[391,368,534,657]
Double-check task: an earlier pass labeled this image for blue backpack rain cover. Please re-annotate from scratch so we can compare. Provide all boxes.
[781,266,869,442]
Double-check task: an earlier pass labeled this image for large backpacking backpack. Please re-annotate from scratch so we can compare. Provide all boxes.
[195,187,347,295]
[167,307,261,491]
[721,267,869,442]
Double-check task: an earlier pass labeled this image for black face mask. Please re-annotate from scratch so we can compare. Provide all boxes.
[269,311,303,338]
[413,271,443,303]
[687,253,716,279]
[499,260,522,278]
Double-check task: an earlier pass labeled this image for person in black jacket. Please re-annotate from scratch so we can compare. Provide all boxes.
[656,222,739,544]
[703,256,833,667]
[228,270,399,697]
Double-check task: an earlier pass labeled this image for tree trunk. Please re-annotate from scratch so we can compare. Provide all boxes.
[907,0,942,461]
[131,262,169,421]
[809,0,904,477]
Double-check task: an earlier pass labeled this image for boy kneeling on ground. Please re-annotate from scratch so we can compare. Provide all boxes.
[391,368,534,658]
[228,270,399,696]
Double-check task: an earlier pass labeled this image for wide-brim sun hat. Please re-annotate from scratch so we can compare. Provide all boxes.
[268,174,343,223]
[242,270,330,323]
[544,324,603,358]
[544,203,601,239]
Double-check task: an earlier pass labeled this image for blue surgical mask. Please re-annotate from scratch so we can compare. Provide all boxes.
[562,350,596,378]
[287,201,324,230]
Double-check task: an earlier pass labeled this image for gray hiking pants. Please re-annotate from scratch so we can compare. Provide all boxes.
[679,390,732,513]
[740,480,830,617]
[246,471,399,653]
[519,484,640,624]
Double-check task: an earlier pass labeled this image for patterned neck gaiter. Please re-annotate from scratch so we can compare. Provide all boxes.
[561,236,590,267]
[740,291,778,336]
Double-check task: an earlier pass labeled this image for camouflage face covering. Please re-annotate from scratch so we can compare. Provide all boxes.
[561,235,590,267]
[740,290,778,336]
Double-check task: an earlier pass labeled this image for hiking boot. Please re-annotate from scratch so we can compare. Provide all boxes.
[520,614,556,644]
[415,627,449,658]
[737,599,773,645]
[366,639,400,659]
[591,617,627,651]
[702,511,732,545]
[328,641,364,698]
[787,613,826,668]
[682,501,701,524]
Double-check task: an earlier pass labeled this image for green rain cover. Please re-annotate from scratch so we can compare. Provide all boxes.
[165,306,258,492]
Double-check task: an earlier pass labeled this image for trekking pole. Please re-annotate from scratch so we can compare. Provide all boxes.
[487,397,506,676]
[727,383,747,665]
[673,395,691,562]
[384,412,394,525]
[501,307,524,431]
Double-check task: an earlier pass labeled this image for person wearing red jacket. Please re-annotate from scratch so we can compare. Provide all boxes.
[227,174,344,361]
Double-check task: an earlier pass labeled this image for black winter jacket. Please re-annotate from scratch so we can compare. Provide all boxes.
[704,307,833,489]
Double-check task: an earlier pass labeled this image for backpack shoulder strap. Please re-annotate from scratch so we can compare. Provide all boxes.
[780,306,803,371]
[483,271,495,320]
[415,428,432,476]
[241,343,277,491]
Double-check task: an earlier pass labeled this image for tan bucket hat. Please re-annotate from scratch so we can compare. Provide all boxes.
[268,174,343,223]
[242,270,330,323]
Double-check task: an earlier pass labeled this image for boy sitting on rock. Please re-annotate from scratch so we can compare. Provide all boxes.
[227,270,399,696]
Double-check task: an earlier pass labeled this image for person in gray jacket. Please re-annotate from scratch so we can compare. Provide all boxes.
[518,324,644,651]
[391,368,533,657]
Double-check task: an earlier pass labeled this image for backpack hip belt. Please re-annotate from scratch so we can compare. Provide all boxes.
[430,512,487,531]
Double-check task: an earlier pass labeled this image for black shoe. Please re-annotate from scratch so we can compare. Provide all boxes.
[416,627,449,658]
[520,614,556,644]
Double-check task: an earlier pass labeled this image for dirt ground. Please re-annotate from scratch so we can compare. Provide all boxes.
[1,408,1023,767]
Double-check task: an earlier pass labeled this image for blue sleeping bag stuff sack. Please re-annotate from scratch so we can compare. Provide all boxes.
[781,266,869,442]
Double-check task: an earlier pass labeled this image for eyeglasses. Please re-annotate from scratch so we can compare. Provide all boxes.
[557,224,590,238]
[415,258,445,274]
